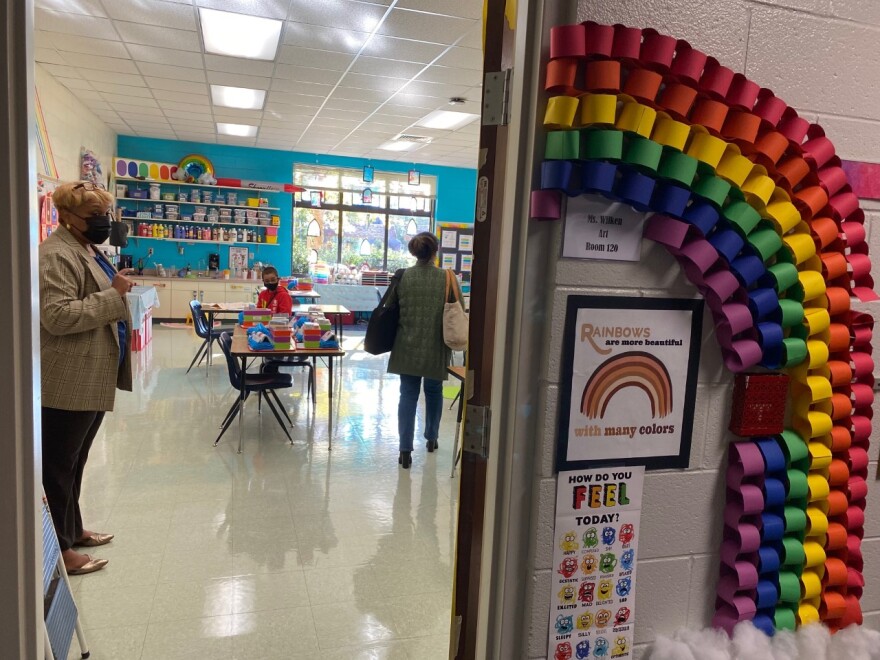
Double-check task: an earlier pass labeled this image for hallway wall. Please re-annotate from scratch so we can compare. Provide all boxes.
[522,2,880,656]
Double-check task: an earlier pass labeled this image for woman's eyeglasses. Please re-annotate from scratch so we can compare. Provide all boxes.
[73,182,100,191]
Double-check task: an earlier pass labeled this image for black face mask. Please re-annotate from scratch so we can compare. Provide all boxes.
[265,282,279,292]
[74,213,113,244]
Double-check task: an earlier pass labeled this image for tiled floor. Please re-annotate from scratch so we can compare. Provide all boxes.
[65,325,460,659]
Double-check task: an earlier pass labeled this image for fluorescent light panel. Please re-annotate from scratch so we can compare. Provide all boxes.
[217,122,257,137]
[378,140,418,152]
[415,110,480,130]
[211,85,266,110]
[199,8,282,61]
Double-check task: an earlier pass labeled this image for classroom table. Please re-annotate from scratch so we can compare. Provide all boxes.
[291,304,351,344]
[448,365,466,478]
[227,326,345,454]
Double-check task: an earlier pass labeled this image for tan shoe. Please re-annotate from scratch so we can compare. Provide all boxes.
[74,532,114,547]
[66,554,108,575]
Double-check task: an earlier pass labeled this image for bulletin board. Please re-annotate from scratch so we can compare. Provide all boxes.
[436,221,473,311]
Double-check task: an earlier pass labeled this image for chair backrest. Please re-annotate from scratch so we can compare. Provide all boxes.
[217,332,241,389]
[190,299,209,339]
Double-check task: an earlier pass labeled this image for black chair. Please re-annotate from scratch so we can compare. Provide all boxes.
[261,356,315,405]
[214,332,295,446]
[186,300,235,374]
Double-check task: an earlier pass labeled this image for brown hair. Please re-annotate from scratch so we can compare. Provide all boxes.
[408,232,439,262]
[262,266,279,279]
[53,182,114,213]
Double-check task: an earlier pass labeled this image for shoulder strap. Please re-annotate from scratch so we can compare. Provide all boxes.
[445,269,460,304]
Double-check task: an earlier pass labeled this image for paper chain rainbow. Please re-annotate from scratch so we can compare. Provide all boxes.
[532,22,875,635]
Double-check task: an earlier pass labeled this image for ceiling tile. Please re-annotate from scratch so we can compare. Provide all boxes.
[340,72,409,93]
[36,0,108,15]
[274,64,341,86]
[396,0,481,20]
[82,99,112,111]
[82,70,147,87]
[283,23,370,54]
[263,105,319,120]
[163,108,213,120]
[152,88,209,103]
[377,9,475,45]
[277,46,355,71]
[286,0,388,32]
[105,0,197,29]
[92,82,155,98]
[385,93,440,109]
[415,65,481,87]
[35,8,114,36]
[212,109,265,122]
[435,46,483,71]
[126,44,204,69]
[138,62,206,82]
[206,71,271,89]
[39,64,83,79]
[35,31,129,58]
[262,117,315,129]
[168,119,216,130]
[203,55,275,77]
[146,77,209,94]
[361,35,446,63]
[196,0,289,20]
[114,22,200,52]
[34,47,66,65]
[269,78,333,97]
[401,79,470,99]
[331,86,390,103]
[56,52,138,74]
[458,21,482,49]
[62,83,101,95]
[349,56,424,79]
[107,100,162,114]
[375,103,432,117]
[321,98,381,113]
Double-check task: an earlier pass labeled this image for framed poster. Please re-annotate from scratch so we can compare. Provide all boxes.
[557,296,703,471]
[408,169,420,185]
[363,165,374,183]
[229,246,249,273]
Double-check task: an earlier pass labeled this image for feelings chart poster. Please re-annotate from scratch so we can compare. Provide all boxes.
[436,221,474,311]
[549,467,644,660]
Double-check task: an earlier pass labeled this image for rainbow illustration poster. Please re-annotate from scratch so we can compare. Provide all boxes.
[557,296,703,471]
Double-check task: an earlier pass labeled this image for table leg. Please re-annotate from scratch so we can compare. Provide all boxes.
[238,355,246,454]
[337,314,343,346]
[328,356,333,452]
[451,381,464,478]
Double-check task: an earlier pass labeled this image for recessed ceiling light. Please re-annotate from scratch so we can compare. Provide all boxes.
[378,140,418,152]
[211,85,266,110]
[416,110,480,130]
[217,122,257,137]
[199,8,282,61]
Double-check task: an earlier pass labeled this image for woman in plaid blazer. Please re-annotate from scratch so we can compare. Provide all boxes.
[40,182,136,575]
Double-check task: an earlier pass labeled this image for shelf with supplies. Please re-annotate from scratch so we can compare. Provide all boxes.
[118,198,280,212]
[123,216,278,229]
[114,176,288,194]
[128,236,279,247]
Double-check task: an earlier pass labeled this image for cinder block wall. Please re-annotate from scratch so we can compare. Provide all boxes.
[522,2,880,657]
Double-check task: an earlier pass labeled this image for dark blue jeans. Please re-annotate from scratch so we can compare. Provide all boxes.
[398,374,443,452]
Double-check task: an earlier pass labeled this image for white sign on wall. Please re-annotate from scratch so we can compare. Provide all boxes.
[548,467,644,660]
[562,195,649,262]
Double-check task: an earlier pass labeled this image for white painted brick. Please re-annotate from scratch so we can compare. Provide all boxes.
[863,610,880,631]
[634,557,692,644]
[639,471,724,559]
[700,383,736,470]
[865,466,880,538]
[695,307,729,386]
[527,569,553,658]
[860,538,880,613]
[817,115,880,163]
[532,478,559,570]
[827,0,880,25]
[555,241,686,291]
[687,553,720,629]
[747,7,880,120]
[576,0,750,71]
[537,385,560,478]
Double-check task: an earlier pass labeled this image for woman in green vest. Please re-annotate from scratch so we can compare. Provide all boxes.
[387,232,462,469]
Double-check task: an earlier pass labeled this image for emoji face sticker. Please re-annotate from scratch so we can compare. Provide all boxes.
[597,579,613,600]
[554,642,573,660]
[596,609,612,628]
[575,640,591,659]
[558,585,576,605]
[582,527,599,548]
[619,524,635,545]
[601,526,616,546]
[578,581,595,605]
[620,549,635,572]
[594,637,609,657]
[611,636,629,657]
[615,607,631,626]
[581,554,597,575]
[599,552,617,573]
[576,612,593,630]
[561,531,579,552]
[558,557,579,578]
[556,614,574,635]
[616,577,632,598]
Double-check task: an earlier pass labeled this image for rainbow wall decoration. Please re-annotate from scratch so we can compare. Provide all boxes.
[582,351,673,419]
[113,157,179,182]
[532,22,874,636]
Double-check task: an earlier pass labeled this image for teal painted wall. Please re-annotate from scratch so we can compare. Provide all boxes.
[117,136,477,276]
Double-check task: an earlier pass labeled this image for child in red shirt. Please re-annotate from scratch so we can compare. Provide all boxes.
[256,266,292,315]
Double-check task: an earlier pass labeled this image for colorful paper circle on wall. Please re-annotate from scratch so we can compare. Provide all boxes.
[178,154,214,182]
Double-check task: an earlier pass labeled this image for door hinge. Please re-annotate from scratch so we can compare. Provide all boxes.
[463,404,490,458]
[482,69,511,126]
